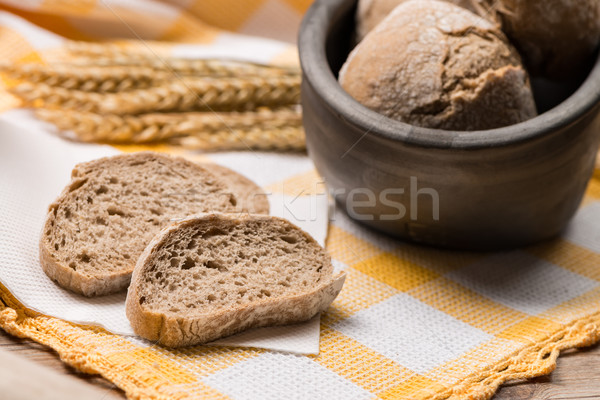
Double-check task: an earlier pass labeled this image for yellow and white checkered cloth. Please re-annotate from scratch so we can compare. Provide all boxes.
[1,1,600,399]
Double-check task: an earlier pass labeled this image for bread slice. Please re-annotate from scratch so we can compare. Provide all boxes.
[126,213,346,347]
[40,152,269,297]
[201,163,269,215]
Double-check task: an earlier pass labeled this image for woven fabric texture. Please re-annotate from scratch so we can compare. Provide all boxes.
[1,1,600,399]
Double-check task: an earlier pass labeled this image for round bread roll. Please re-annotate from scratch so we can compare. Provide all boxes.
[355,0,487,42]
[486,0,600,78]
[340,0,537,131]
[356,0,600,79]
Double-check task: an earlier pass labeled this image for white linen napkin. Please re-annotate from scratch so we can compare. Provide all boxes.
[0,109,330,355]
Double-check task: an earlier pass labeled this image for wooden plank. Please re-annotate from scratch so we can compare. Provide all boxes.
[0,346,124,400]
[0,329,125,399]
[495,343,600,399]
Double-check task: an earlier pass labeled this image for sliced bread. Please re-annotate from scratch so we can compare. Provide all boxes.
[201,163,269,215]
[40,152,269,297]
[126,213,345,347]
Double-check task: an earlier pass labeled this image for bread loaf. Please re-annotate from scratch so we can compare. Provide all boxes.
[356,0,600,79]
[485,0,600,78]
[340,0,537,131]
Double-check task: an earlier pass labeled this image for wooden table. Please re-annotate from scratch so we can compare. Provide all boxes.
[1,328,599,399]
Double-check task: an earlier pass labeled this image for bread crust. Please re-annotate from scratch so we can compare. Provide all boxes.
[39,233,131,296]
[39,152,268,297]
[126,213,345,347]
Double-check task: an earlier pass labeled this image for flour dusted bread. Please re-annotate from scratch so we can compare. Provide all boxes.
[126,213,345,347]
[340,0,537,131]
[40,152,268,297]
[356,0,600,79]
[355,0,486,42]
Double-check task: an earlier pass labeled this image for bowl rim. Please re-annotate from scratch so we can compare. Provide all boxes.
[298,0,600,150]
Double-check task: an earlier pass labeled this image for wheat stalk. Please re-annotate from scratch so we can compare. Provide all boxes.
[35,108,305,151]
[35,107,301,140]
[13,75,300,114]
[64,42,299,77]
[1,58,299,93]
[10,42,306,151]
[173,126,305,151]
[0,63,162,92]
[66,56,300,78]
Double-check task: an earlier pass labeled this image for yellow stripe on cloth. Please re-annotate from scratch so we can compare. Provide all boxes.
[39,0,96,15]
[497,317,564,343]
[427,337,522,388]
[106,347,198,386]
[390,243,484,275]
[327,225,388,266]
[159,13,220,43]
[321,268,399,325]
[282,0,314,13]
[0,5,96,41]
[409,277,527,335]
[584,176,600,202]
[186,0,265,32]
[379,374,448,400]
[528,239,600,282]
[540,287,600,325]
[351,252,440,293]
[317,327,414,395]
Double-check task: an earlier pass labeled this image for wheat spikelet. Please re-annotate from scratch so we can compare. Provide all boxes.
[35,107,302,142]
[1,59,299,93]
[173,125,306,151]
[38,109,306,151]
[0,63,163,92]
[67,56,300,78]
[13,75,300,114]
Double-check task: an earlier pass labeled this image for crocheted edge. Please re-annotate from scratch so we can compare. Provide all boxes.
[433,312,600,400]
[1,282,599,400]
[0,284,186,400]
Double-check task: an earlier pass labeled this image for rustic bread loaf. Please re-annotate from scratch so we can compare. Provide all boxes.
[40,152,269,297]
[355,0,487,42]
[126,213,345,347]
[483,0,600,78]
[356,0,600,79]
[340,0,537,131]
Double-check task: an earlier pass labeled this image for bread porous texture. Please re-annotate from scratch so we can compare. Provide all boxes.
[126,213,345,347]
[340,0,537,131]
[40,152,269,297]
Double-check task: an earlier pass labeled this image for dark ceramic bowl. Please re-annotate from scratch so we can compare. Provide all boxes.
[298,0,600,250]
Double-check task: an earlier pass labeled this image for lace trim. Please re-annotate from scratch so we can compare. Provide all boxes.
[1,283,598,400]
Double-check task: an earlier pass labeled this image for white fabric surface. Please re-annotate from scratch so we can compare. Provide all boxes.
[0,110,329,355]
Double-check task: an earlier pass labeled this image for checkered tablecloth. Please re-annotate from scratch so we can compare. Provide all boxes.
[1,1,600,399]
